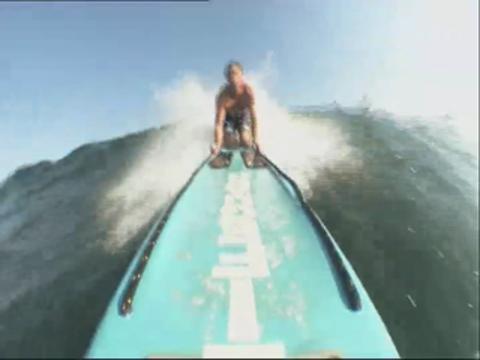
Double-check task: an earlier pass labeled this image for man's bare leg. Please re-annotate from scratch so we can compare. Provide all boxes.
[239,129,255,167]
[239,129,253,148]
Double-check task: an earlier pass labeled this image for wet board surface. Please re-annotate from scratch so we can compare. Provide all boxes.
[86,152,399,358]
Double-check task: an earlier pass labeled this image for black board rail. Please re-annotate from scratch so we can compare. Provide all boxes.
[260,152,362,311]
[118,156,211,316]
[118,150,360,316]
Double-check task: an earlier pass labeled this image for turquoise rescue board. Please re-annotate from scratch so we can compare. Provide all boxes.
[85,152,399,358]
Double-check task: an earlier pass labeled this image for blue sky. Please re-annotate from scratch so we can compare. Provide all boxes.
[0,0,477,180]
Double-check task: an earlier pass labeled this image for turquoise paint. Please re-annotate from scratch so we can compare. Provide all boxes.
[85,152,399,358]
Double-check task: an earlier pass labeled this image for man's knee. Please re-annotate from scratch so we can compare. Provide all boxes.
[240,130,253,147]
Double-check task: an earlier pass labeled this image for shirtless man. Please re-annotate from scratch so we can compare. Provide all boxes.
[210,61,260,165]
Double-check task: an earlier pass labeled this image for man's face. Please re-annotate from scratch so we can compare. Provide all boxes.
[227,65,243,87]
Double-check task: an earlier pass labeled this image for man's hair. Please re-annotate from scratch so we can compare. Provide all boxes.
[224,60,243,79]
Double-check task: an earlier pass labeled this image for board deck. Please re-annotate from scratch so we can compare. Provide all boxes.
[85,151,399,358]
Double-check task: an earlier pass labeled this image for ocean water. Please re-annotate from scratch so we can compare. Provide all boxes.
[0,108,477,358]
[294,108,478,358]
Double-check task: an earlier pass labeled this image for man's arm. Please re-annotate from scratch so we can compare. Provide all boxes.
[250,104,258,145]
[212,95,226,155]
[247,86,259,149]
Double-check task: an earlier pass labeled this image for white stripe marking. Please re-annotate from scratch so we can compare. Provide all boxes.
[203,344,286,358]
[228,278,259,342]
[246,243,270,278]
[203,171,284,355]
[212,266,251,279]
[220,253,249,265]
[218,235,247,246]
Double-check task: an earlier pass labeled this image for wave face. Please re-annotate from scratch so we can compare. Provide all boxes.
[0,107,477,358]
[293,108,478,358]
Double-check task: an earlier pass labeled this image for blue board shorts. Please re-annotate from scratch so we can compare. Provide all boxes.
[224,108,252,134]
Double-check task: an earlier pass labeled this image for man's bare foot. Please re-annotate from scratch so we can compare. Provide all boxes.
[209,152,231,169]
[241,149,255,168]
